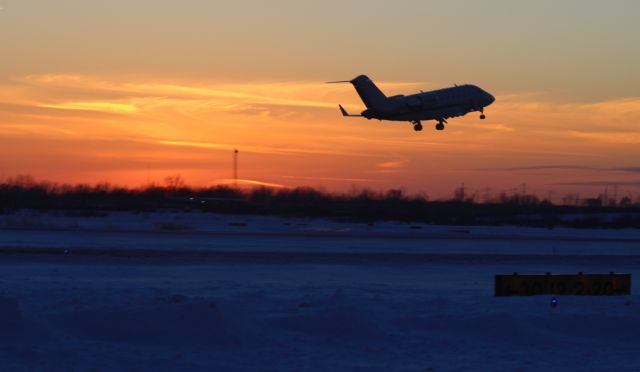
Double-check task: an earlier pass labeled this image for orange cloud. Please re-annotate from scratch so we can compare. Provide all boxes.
[280,175,380,183]
[155,140,378,157]
[376,161,405,169]
[41,101,140,113]
[213,178,286,188]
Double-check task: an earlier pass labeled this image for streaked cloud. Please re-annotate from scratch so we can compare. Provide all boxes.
[280,175,380,183]
[155,140,378,157]
[213,178,286,188]
[496,165,599,171]
[615,167,640,173]
[482,165,640,174]
[555,181,640,188]
[40,101,140,114]
[371,160,407,174]
[376,161,405,169]
[567,131,640,144]
[15,74,407,112]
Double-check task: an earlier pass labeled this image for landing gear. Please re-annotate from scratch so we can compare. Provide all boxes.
[480,109,486,120]
[413,121,423,131]
[435,122,445,131]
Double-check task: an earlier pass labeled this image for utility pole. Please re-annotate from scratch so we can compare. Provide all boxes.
[456,182,465,201]
[233,149,239,188]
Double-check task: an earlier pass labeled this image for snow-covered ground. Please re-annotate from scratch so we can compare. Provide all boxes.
[0,211,639,371]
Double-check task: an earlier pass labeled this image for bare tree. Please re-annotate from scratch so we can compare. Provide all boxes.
[164,174,186,189]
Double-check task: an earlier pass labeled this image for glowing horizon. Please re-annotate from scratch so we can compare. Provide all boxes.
[1,1,640,202]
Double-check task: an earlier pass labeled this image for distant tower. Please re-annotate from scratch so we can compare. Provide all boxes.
[455,182,466,201]
[233,149,239,188]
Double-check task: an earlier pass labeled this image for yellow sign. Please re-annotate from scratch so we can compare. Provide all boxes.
[495,273,631,296]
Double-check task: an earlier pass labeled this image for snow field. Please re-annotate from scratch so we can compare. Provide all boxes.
[0,255,638,371]
[0,211,639,371]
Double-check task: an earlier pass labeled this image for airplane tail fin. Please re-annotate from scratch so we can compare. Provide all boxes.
[327,75,389,112]
[349,75,388,112]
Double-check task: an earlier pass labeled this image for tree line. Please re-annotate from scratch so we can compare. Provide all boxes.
[1,175,639,228]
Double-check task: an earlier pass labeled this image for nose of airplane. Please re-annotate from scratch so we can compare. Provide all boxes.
[485,92,495,106]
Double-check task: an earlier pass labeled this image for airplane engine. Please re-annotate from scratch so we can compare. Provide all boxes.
[405,97,423,110]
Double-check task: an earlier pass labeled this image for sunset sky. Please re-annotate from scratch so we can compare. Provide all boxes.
[1,0,640,200]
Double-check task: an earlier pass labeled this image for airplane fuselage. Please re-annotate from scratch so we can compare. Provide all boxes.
[331,75,495,132]
[363,85,494,122]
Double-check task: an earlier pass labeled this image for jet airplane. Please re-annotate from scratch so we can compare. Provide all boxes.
[328,75,495,132]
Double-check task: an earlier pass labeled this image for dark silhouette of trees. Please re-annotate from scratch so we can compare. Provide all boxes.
[1,176,639,228]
